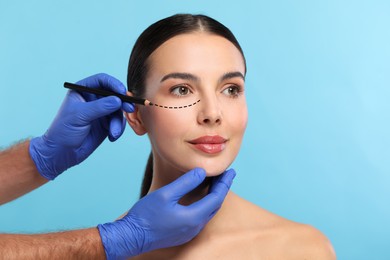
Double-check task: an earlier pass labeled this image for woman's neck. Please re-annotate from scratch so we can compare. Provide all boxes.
[148,166,240,233]
[148,163,212,205]
[146,161,241,233]
[180,177,212,205]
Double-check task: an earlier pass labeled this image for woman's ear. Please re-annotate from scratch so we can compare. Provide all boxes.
[124,92,147,136]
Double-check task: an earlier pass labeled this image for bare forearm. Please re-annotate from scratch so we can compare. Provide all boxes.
[0,228,105,260]
[0,140,48,205]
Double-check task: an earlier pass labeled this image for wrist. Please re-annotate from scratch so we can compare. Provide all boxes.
[29,136,60,180]
[97,217,145,259]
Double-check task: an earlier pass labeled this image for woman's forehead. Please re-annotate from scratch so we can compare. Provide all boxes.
[147,33,245,76]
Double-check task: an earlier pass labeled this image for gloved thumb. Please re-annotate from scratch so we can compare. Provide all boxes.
[159,168,207,202]
[77,96,122,124]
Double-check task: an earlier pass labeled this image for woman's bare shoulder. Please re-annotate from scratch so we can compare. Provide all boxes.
[232,194,336,259]
[274,221,336,259]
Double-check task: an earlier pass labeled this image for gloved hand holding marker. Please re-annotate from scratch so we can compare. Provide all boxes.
[29,73,134,180]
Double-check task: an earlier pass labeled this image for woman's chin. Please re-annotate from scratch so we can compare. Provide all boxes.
[204,168,227,177]
[186,164,229,177]
[176,160,233,177]
[199,161,232,177]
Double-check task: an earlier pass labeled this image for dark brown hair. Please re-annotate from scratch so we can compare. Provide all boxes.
[127,14,246,197]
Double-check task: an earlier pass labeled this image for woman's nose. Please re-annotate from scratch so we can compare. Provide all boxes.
[197,97,222,126]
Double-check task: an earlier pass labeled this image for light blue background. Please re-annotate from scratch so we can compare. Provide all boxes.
[1,1,389,259]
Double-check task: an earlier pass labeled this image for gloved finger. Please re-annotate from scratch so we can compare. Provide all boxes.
[209,168,236,194]
[76,73,127,102]
[157,168,206,202]
[122,102,135,113]
[97,73,127,94]
[77,96,122,125]
[108,110,126,141]
[77,73,127,94]
[186,169,236,218]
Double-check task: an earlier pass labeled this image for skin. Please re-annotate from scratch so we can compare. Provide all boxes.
[126,32,336,259]
[0,141,106,259]
[0,141,48,205]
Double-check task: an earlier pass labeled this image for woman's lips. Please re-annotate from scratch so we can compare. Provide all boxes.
[188,135,228,154]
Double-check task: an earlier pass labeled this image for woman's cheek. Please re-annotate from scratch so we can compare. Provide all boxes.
[225,102,248,133]
[143,109,192,139]
[238,108,248,132]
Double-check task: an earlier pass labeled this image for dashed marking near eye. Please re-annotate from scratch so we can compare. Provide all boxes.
[149,100,200,109]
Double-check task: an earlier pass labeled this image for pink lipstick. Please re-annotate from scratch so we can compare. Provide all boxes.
[188,135,227,154]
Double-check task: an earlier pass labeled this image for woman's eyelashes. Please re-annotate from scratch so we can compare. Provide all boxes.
[222,84,244,98]
[168,83,244,99]
[170,84,193,97]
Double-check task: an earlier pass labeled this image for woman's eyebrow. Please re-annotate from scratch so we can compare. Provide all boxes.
[219,71,245,83]
[160,73,199,83]
[160,71,245,83]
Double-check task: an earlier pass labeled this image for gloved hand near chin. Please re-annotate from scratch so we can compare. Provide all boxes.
[98,168,236,259]
[29,73,134,180]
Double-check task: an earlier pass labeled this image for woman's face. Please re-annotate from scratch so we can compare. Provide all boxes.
[128,32,247,177]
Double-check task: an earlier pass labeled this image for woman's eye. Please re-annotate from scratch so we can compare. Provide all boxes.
[170,85,191,97]
[222,85,242,97]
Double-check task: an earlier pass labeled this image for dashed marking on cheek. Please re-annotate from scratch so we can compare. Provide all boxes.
[149,100,201,109]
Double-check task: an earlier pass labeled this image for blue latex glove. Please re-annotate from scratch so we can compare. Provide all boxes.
[29,73,134,180]
[97,168,236,259]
